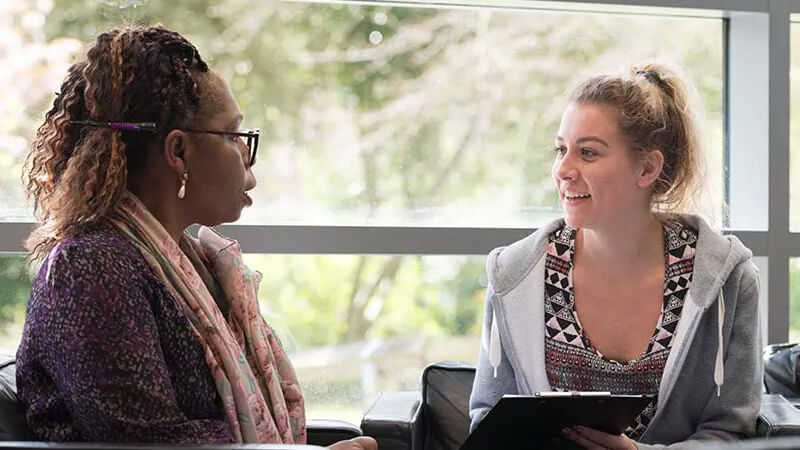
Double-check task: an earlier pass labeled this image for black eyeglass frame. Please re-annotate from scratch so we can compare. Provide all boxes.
[181,128,260,167]
[68,120,260,167]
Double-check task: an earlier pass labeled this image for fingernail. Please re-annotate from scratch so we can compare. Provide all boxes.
[561,427,572,435]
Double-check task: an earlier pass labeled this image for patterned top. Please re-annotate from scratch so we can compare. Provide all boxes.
[544,221,697,439]
[16,225,235,442]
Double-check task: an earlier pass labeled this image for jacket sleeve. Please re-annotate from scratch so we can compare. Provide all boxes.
[18,242,234,443]
[637,264,762,449]
[468,283,519,433]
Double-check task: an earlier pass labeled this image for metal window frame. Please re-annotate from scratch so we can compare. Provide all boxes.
[3,0,800,343]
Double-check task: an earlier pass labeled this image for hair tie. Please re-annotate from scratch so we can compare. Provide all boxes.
[636,69,671,94]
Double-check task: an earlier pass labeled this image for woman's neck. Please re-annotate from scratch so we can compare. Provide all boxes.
[575,213,664,279]
[128,183,190,244]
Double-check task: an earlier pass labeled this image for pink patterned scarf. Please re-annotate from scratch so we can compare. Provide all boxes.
[108,191,306,443]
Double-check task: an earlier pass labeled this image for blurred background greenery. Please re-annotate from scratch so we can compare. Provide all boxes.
[0,0,726,423]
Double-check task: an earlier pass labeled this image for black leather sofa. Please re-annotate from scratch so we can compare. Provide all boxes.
[360,360,800,450]
[0,355,361,449]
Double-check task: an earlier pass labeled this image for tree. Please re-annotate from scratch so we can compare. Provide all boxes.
[3,0,725,350]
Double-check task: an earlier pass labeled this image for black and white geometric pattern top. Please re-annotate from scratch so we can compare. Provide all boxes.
[543,220,697,439]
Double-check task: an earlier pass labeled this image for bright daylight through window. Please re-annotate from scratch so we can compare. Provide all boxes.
[1,0,722,423]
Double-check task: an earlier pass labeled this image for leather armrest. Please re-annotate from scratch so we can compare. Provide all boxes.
[783,396,800,408]
[0,443,325,449]
[757,394,800,437]
[307,418,362,446]
[360,391,423,450]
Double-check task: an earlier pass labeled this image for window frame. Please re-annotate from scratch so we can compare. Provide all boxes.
[1,0,797,344]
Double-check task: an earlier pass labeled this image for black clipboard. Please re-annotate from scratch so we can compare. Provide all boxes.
[461,392,654,450]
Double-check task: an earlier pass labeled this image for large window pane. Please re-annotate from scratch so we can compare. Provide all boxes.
[4,1,724,226]
[0,251,486,424]
[243,253,485,423]
[792,20,800,231]
[790,258,800,342]
[0,254,32,352]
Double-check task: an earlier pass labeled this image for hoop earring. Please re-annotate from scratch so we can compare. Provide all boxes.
[177,171,188,199]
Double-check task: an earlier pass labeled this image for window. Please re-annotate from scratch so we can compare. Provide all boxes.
[792,19,800,232]
[4,1,723,226]
[12,0,789,426]
[244,254,485,423]
[0,254,31,349]
[790,258,800,342]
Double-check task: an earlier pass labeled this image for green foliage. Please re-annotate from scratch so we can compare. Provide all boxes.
[2,1,725,350]
[0,255,32,327]
[246,254,485,348]
[790,261,800,335]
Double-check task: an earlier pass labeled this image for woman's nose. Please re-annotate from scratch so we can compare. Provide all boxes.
[244,167,257,191]
[554,152,578,181]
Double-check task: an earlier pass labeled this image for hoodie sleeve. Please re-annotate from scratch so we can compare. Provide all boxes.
[468,282,519,433]
[636,264,762,449]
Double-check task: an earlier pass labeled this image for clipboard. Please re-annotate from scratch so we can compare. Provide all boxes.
[461,392,654,450]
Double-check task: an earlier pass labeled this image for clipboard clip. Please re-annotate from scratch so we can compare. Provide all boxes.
[533,391,612,398]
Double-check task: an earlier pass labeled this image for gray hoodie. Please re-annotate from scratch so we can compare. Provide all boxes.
[469,215,762,449]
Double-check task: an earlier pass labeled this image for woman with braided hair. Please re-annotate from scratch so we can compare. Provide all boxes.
[16,25,376,450]
[469,63,761,449]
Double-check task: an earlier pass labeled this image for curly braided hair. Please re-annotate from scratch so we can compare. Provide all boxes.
[24,26,211,261]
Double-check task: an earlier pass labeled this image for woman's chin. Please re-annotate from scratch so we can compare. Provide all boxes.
[196,212,239,228]
[563,214,588,229]
[224,208,245,224]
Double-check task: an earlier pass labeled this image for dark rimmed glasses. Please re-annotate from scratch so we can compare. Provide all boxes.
[69,120,260,167]
[181,128,259,167]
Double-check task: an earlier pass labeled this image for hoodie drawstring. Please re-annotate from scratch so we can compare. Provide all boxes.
[714,290,725,396]
[489,311,501,378]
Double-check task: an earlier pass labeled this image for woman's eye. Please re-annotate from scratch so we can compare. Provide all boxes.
[581,148,597,158]
[553,146,566,156]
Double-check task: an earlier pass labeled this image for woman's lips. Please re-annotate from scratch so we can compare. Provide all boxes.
[562,193,590,206]
[243,192,253,206]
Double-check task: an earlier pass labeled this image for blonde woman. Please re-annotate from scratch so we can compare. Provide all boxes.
[469,64,761,449]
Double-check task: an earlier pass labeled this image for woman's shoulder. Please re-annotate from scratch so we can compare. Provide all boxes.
[486,217,565,294]
[674,214,758,304]
[35,224,154,292]
[47,223,139,261]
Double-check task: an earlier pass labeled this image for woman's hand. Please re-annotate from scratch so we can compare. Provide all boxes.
[328,436,378,450]
[561,426,637,450]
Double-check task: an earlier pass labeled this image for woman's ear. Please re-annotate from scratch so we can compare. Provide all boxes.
[163,129,190,174]
[637,149,665,189]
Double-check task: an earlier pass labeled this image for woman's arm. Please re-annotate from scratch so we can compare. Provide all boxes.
[19,240,234,443]
[468,283,519,432]
[660,270,763,444]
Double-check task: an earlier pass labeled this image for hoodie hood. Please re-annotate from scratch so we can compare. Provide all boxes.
[487,215,751,304]
[483,214,753,397]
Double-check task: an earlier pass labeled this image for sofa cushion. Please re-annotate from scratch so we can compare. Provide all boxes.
[0,355,32,441]
[764,343,800,397]
[421,362,475,450]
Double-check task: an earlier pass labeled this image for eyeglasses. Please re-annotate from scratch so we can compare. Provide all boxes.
[181,128,259,167]
[69,120,260,167]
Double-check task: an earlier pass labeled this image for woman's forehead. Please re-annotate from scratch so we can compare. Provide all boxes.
[197,72,241,125]
[558,103,620,139]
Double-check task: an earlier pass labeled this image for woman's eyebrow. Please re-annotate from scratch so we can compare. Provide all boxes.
[226,114,243,129]
[576,136,609,147]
